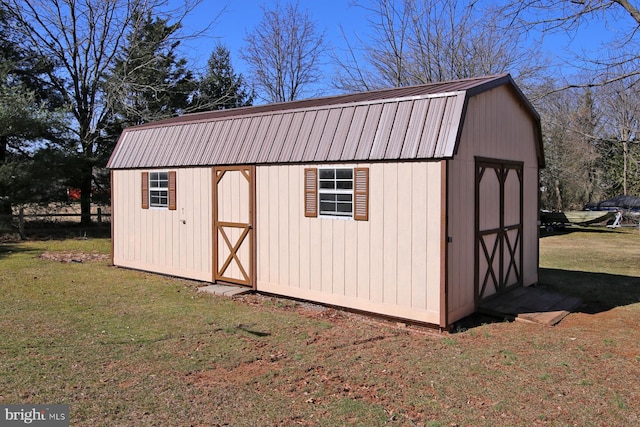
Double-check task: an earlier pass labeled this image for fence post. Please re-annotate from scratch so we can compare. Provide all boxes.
[18,207,25,240]
[97,207,102,225]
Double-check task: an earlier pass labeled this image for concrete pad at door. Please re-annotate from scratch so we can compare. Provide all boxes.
[197,284,252,297]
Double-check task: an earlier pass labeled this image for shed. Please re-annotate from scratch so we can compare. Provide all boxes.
[107,74,543,329]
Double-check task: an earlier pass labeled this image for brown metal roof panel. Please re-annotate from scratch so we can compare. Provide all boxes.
[190,121,216,165]
[340,104,369,161]
[289,110,317,162]
[400,98,430,159]
[233,116,259,164]
[111,132,133,168]
[199,120,223,163]
[216,118,243,164]
[434,93,466,158]
[225,117,253,164]
[182,123,204,165]
[142,127,164,166]
[120,74,508,133]
[248,114,279,163]
[168,125,190,166]
[241,115,271,163]
[326,107,355,161]
[275,111,306,163]
[207,120,233,165]
[266,111,304,163]
[313,108,341,161]
[157,125,183,166]
[123,130,144,168]
[383,101,414,159]
[177,123,197,164]
[258,112,292,163]
[301,108,329,162]
[132,130,153,167]
[353,103,383,161]
[369,102,398,159]
[417,97,447,158]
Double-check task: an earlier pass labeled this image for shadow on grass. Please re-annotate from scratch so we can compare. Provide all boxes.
[0,243,38,261]
[539,268,640,314]
[450,312,513,333]
[452,268,640,332]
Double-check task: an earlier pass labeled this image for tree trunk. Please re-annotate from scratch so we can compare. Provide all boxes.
[80,166,93,226]
[0,136,6,163]
[623,140,628,195]
[0,199,12,231]
[0,136,12,230]
[554,179,563,211]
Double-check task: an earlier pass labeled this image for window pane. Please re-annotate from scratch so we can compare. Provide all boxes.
[336,202,352,213]
[320,193,337,202]
[150,172,168,189]
[320,201,335,212]
[319,180,335,190]
[319,169,335,179]
[335,169,352,179]
[318,168,354,218]
[150,190,168,207]
[336,180,353,190]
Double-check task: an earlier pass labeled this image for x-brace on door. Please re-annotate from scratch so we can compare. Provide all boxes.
[213,166,256,288]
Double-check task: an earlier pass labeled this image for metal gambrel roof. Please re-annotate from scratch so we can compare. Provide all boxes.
[107,74,539,169]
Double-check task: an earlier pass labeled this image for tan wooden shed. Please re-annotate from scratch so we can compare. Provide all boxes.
[107,74,543,329]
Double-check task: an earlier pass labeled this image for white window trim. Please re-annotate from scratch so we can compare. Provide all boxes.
[149,171,169,209]
[317,167,354,220]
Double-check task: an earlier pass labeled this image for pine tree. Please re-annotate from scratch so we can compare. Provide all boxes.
[192,44,253,112]
[0,6,66,225]
[107,12,197,127]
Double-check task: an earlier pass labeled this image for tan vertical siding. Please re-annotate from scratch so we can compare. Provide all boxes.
[447,85,539,323]
[112,168,213,282]
[256,162,444,325]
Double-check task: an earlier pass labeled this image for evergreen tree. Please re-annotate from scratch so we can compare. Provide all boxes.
[0,6,66,225]
[191,43,253,112]
[107,12,197,127]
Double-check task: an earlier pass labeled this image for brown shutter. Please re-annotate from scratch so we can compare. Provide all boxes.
[168,171,177,210]
[304,168,318,217]
[353,167,369,221]
[141,172,149,209]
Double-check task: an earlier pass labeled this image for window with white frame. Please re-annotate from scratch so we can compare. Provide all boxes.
[149,171,169,208]
[318,168,353,218]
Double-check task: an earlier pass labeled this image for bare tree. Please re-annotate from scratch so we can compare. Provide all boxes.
[1,0,210,225]
[537,85,605,209]
[333,0,546,92]
[333,0,411,92]
[502,0,640,87]
[243,1,328,103]
[596,64,640,195]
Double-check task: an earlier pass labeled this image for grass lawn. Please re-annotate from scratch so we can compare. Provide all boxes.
[0,229,639,426]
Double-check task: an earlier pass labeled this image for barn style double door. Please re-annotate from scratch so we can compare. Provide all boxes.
[213,166,256,288]
[475,158,523,301]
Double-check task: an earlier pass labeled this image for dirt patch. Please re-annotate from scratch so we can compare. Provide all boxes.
[38,251,111,263]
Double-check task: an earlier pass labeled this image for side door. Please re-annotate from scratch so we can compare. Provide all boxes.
[475,158,523,300]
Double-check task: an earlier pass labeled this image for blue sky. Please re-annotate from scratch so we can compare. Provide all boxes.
[179,0,365,74]
[175,0,622,93]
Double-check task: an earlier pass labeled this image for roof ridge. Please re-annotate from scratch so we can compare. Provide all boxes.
[127,74,510,131]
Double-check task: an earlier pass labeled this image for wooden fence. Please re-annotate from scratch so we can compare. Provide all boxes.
[1,207,111,239]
